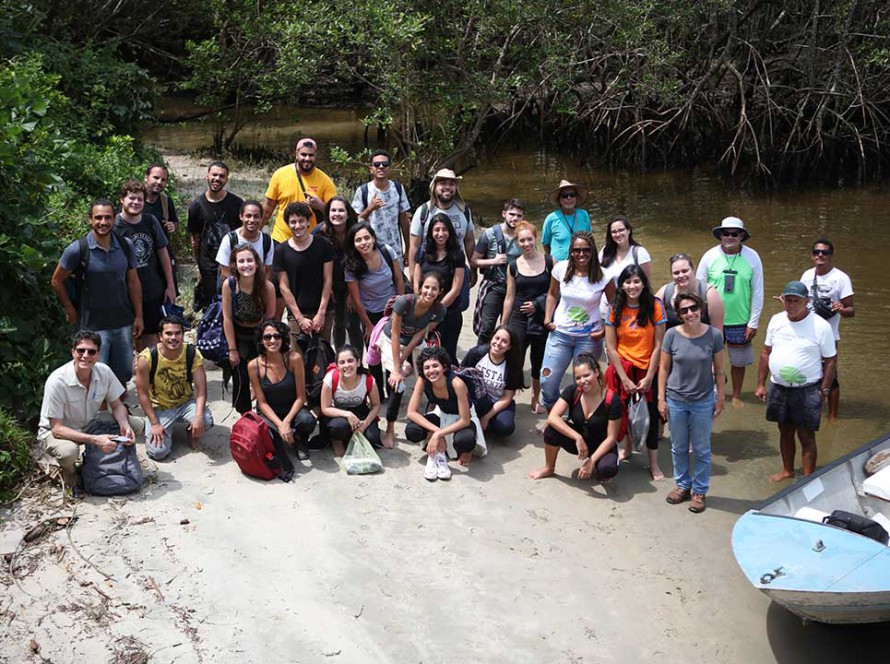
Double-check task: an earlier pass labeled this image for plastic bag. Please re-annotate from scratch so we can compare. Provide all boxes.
[628,393,650,454]
[343,430,383,475]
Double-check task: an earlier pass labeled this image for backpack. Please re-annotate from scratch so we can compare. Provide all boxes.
[480,225,508,278]
[66,232,134,313]
[573,387,628,442]
[227,230,272,262]
[302,335,337,408]
[80,419,144,496]
[229,412,295,481]
[360,180,406,210]
[196,277,236,365]
[149,344,196,387]
[383,293,412,318]
[450,366,488,403]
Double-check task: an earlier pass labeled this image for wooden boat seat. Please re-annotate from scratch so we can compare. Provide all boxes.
[863,464,890,501]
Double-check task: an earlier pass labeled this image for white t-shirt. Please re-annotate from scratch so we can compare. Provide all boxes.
[598,245,652,317]
[322,370,373,409]
[765,312,837,387]
[473,352,507,400]
[410,202,474,249]
[800,267,853,340]
[351,181,410,261]
[215,229,274,269]
[38,362,124,440]
[551,260,609,337]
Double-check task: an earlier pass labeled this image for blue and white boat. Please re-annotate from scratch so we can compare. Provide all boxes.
[732,434,890,624]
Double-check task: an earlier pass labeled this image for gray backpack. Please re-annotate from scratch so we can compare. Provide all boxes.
[81,420,144,496]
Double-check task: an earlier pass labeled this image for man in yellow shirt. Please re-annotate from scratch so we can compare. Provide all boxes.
[262,137,338,241]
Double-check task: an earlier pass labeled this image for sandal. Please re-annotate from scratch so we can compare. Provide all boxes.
[688,493,706,513]
[666,486,691,504]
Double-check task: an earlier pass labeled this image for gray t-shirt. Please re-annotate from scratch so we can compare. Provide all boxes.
[345,245,398,313]
[351,182,410,261]
[663,326,724,402]
[475,225,522,292]
[409,203,474,249]
[383,295,446,344]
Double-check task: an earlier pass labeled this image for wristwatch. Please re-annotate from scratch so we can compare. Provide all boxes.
[821,387,830,396]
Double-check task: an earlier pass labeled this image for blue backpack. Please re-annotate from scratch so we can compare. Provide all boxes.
[196,277,236,365]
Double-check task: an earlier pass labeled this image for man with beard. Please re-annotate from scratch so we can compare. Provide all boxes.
[187,161,243,310]
[114,179,176,352]
[215,200,274,280]
[51,200,143,389]
[135,315,212,461]
[470,199,525,344]
[143,163,180,295]
[263,137,338,242]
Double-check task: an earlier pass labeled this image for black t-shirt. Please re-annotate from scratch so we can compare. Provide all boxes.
[187,192,243,272]
[416,249,463,312]
[113,213,169,300]
[144,194,179,230]
[558,385,622,444]
[273,236,336,316]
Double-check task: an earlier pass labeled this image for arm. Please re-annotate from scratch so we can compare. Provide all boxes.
[222,279,239,367]
[110,397,136,444]
[49,418,117,453]
[320,381,355,421]
[399,211,410,262]
[657,350,672,421]
[638,323,665,391]
[279,269,311,335]
[591,282,616,341]
[158,246,176,303]
[483,389,515,425]
[348,281,374,337]
[821,355,837,393]
[134,355,165,447]
[407,378,437,431]
[190,364,208,441]
[126,268,144,339]
[51,264,77,324]
[754,345,772,401]
[463,230,477,284]
[440,263,464,309]
[261,196,277,228]
[544,276,559,329]
[546,397,585,455]
[407,234,421,282]
[292,352,308,413]
[589,418,621,466]
[362,377,382,431]
[502,267,516,322]
[707,286,725,332]
[312,260,333,332]
[712,347,726,416]
[438,379,473,435]
[190,234,201,263]
[262,281,276,318]
[837,294,854,318]
[390,251,406,295]
[746,249,765,337]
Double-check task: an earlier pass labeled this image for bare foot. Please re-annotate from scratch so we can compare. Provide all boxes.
[578,458,594,480]
[531,401,546,415]
[618,446,632,462]
[459,452,473,466]
[769,470,794,483]
[600,477,613,485]
[649,465,666,481]
[528,466,555,480]
[535,421,547,436]
[732,397,745,409]
[382,430,395,449]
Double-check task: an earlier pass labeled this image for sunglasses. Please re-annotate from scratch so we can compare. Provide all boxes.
[262,333,283,341]
[571,247,592,254]
[560,192,578,199]
[372,161,391,168]
[722,231,741,238]
[678,304,701,315]
[812,249,833,256]
[74,347,98,356]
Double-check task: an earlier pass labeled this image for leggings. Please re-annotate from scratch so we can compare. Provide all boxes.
[260,406,317,445]
[405,412,477,455]
[233,325,259,414]
[321,403,382,448]
[542,425,619,479]
[439,307,463,364]
[333,292,364,355]
[473,395,516,437]
[508,312,547,380]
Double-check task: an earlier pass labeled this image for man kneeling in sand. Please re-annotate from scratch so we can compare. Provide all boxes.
[135,315,213,460]
[38,330,145,495]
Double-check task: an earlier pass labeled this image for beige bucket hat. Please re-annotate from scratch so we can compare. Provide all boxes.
[549,179,588,205]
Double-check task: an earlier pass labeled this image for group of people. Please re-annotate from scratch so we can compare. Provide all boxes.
[40,138,856,508]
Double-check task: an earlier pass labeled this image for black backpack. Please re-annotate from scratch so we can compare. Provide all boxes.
[302,334,337,409]
[149,344,196,387]
[360,180,407,210]
[227,230,272,261]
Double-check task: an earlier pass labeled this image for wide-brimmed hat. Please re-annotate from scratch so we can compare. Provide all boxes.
[549,180,588,205]
[712,216,750,241]
[428,168,466,211]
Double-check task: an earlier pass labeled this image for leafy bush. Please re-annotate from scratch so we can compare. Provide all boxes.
[0,407,32,503]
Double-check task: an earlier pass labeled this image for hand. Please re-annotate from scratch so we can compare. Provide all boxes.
[637,375,653,393]
[65,305,79,325]
[279,419,294,445]
[576,435,588,461]
[713,398,725,418]
[492,253,507,266]
[388,370,403,390]
[348,414,361,431]
[545,322,557,331]
[754,385,768,402]
[426,431,445,456]
[119,425,136,446]
[189,413,205,440]
[149,422,167,447]
[519,301,535,316]
[369,195,385,211]
[228,348,240,367]
[93,435,118,454]
[165,286,177,305]
[831,300,843,314]
[658,399,669,421]
[357,418,371,433]
[346,299,356,314]
[621,376,637,394]
[590,327,605,341]
[745,326,758,342]
[163,220,176,234]
[363,322,373,343]
[402,255,409,267]
[133,316,144,339]
[298,316,314,335]
[311,310,325,332]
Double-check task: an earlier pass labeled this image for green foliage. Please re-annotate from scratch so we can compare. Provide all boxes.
[0,407,32,502]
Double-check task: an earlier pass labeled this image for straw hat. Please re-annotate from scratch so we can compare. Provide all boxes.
[711,216,751,241]
[549,179,588,205]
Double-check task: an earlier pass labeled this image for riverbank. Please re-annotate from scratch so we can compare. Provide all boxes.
[1,150,886,663]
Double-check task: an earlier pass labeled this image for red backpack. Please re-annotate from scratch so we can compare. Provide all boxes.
[573,387,629,442]
[230,412,293,481]
[326,363,374,398]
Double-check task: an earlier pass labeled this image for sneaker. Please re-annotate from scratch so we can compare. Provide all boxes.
[295,440,310,461]
[435,453,452,481]
[424,455,438,482]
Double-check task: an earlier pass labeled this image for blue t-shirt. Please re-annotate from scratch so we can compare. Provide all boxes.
[542,209,592,261]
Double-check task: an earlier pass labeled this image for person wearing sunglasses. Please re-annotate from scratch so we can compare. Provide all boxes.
[541,180,592,261]
[38,330,145,494]
[696,217,763,407]
[248,319,317,461]
[658,292,726,513]
[352,149,411,266]
[799,238,854,420]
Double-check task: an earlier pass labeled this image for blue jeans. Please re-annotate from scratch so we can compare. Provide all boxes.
[145,398,215,460]
[96,325,134,386]
[540,330,603,408]
[667,395,715,494]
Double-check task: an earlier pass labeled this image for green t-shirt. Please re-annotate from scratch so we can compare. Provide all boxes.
[697,245,764,328]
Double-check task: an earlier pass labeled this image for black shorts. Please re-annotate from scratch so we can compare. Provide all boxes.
[766,382,822,431]
[142,296,166,335]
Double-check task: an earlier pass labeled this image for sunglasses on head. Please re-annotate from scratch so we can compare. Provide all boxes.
[262,333,283,341]
[74,347,98,356]
[722,231,741,238]
[812,248,833,256]
[372,161,390,168]
[560,192,578,199]
[678,304,700,315]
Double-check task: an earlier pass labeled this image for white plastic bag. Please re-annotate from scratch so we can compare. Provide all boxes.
[628,393,650,453]
[343,430,383,475]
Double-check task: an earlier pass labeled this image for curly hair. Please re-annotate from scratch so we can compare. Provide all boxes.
[255,319,291,355]
[564,231,603,283]
[415,345,453,377]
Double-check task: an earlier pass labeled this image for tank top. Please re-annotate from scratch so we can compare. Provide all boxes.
[234,287,263,327]
[424,374,460,414]
[510,256,553,315]
[260,354,296,419]
[663,281,710,330]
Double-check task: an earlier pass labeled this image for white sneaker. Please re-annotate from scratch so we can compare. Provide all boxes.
[436,453,452,481]
[424,455,438,482]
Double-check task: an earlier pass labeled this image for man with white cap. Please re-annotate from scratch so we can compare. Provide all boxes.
[754,281,836,482]
[407,168,476,281]
[541,180,591,261]
[697,217,763,406]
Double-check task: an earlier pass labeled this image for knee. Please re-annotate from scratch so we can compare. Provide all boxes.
[146,439,172,461]
[295,409,317,437]
[325,417,351,441]
[203,411,215,430]
[488,415,515,437]
[453,428,477,454]
[404,422,427,443]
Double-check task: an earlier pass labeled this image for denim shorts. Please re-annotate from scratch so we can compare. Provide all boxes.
[766,382,822,431]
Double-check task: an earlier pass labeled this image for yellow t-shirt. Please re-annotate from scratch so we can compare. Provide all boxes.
[266,164,338,241]
[139,345,204,410]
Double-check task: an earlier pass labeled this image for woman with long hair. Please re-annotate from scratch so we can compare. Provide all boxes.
[460,325,523,436]
[598,215,653,320]
[654,253,724,332]
[375,272,447,448]
[413,213,465,361]
[502,221,553,413]
[405,346,487,480]
[223,244,276,414]
[320,345,382,456]
[248,319,317,460]
[605,264,667,479]
[540,231,614,409]
[529,353,622,482]
[316,195,363,350]
[658,291,726,513]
